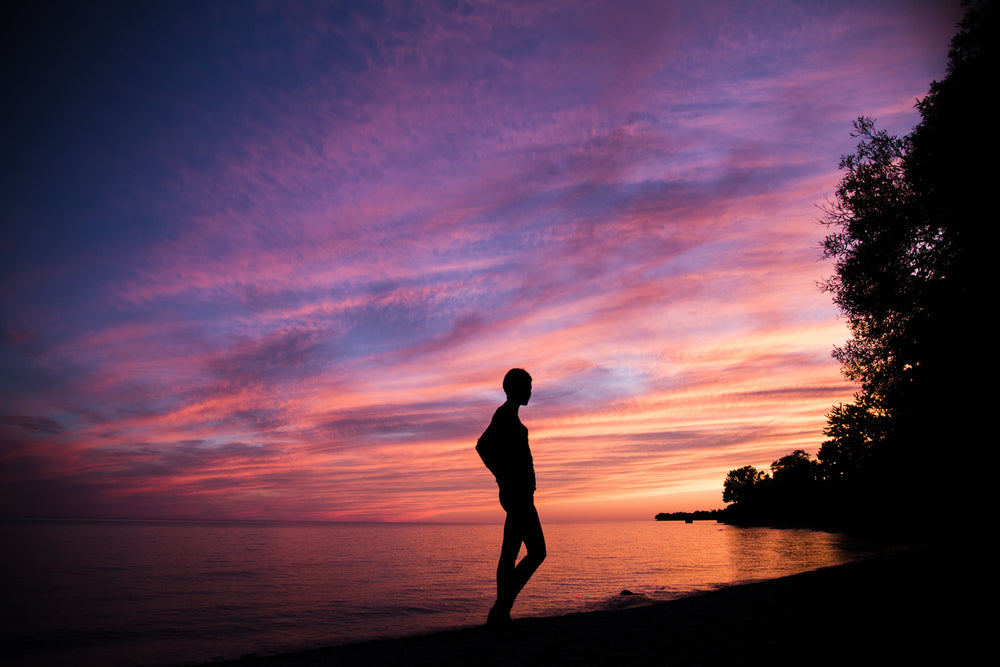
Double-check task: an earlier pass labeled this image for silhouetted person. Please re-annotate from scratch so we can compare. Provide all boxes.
[476,368,546,626]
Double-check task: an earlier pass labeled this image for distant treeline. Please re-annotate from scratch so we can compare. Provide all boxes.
[716,2,997,532]
[720,450,850,529]
[654,510,727,522]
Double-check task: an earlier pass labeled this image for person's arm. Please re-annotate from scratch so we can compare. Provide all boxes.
[477,409,516,482]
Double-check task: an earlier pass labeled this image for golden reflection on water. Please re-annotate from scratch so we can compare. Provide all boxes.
[514,521,877,618]
[3,519,884,666]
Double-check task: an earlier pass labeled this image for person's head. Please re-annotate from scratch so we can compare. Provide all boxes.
[503,368,532,405]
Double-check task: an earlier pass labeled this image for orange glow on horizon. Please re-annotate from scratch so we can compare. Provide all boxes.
[0,0,960,523]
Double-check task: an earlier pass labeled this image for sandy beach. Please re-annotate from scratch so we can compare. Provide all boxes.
[205,541,990,666]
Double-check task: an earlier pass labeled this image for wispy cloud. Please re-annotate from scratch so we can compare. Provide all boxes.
[0,0,959,521]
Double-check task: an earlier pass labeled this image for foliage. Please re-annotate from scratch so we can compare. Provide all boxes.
[821,0,996,409]
[817,393,886,483]
[819,118,924,406]
[722,465,768,505]
[817,0,997,518]
[770,450,816,482]
[721,452,822,527]
[719,2,997,527]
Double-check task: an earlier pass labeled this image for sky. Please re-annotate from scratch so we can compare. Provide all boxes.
[1,0,962,523]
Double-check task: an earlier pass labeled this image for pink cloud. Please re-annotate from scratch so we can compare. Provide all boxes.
[0,0,960,521]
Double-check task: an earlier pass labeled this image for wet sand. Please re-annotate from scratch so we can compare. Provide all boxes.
[205,542,990,666]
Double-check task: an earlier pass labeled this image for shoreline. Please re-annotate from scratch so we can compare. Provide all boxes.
[202,542,990,666]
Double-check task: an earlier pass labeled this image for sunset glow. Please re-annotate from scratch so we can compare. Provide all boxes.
[1,1,961,521]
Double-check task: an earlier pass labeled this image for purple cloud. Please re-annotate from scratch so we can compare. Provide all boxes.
[0,0,961,521]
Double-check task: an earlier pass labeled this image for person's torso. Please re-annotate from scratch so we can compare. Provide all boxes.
[489,405,535,491]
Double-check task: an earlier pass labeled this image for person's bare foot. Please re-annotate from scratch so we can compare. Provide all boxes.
[486,602,512,627]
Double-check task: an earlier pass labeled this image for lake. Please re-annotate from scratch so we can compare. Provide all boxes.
[1,519,889,666]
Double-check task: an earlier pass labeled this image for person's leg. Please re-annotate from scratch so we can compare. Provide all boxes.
[508,501,545,603]
[492,499,545,620]
[492,508,522,622]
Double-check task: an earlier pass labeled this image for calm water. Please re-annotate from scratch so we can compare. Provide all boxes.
[2,520,886,666]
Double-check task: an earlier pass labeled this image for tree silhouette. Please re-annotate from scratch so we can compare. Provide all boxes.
[770,450,817,489]
[817,0,997,521]
[817,394,886,484]
[720,2,998,527]
[820,117,921,407]
[723,465,768,505]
